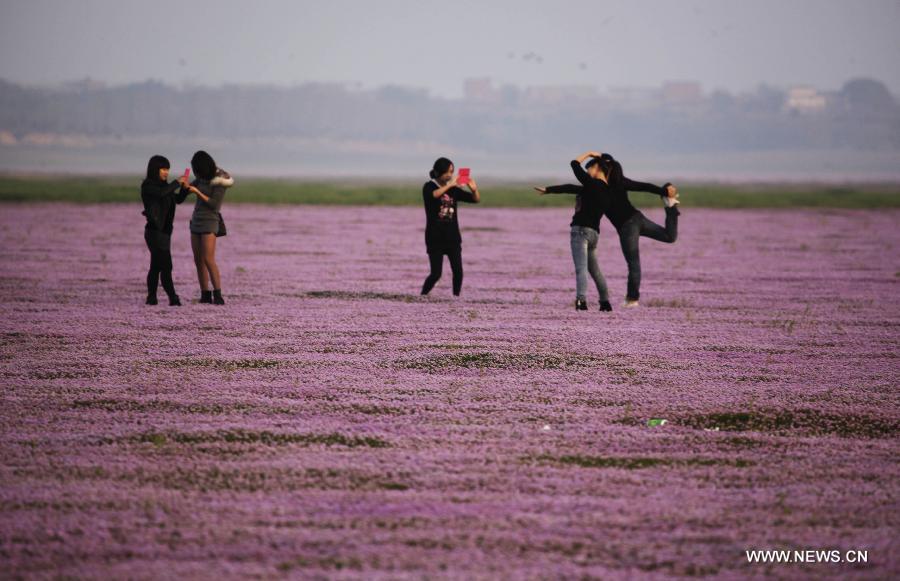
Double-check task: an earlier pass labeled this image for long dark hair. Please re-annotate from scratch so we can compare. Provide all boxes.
[191,150,217,181]
[146,155,170,181]
[597,153,623,186]
[429,157,453,180]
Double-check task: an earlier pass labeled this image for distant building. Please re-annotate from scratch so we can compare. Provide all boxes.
[661,81,703,106]
[463,78,500,104]
[786,87,826,113]
[523,85,599,105]
[607,86,661,111]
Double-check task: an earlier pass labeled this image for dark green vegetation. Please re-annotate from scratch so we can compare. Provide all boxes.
[1,175,898,207]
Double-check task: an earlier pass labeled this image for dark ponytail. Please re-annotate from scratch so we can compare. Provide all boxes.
[146,155,170,181]
[598,153,623,186]
[429,157,453,180]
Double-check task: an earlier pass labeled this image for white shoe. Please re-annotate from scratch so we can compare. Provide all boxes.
[623,299,640,308]
[663,193,680,208]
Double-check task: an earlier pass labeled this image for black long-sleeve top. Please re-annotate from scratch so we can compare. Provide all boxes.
[604,178,668,229]
[422,180,477,250]
[546,162,670,230]
[141,178,188,234]
[543,160,610,231]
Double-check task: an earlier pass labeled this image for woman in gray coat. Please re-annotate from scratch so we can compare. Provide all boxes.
[184,150,234,305]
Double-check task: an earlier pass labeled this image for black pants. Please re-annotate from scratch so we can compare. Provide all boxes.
[145,230,176,298]
[421,247,463,296]
[618,207,679,300]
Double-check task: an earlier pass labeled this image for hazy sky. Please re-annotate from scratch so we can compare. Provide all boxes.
[2,0,899,96]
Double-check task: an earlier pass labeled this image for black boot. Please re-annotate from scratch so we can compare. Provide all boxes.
[599,300,612,312]
[575,298,588,311]
[146,295,158,305]
[169,294,182,306]
[200,290,212,304]
[212,289,225,305]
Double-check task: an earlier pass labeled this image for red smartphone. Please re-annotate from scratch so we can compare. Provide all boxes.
[457,167,471,186]
[182,168,191,181]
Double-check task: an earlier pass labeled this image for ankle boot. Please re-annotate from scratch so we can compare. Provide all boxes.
[169,294,182,306]
[146,295,158,305]
[212,289,225,305]
[200,290,212,304]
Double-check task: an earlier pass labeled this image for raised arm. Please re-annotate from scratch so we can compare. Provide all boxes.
[569,151,601,186]
[430,178,458,199]
[143,179,186,200]
[455,179,481,204]
[174,183,189,204]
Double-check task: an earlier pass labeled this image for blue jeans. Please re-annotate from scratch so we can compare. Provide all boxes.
[570,226,609,302]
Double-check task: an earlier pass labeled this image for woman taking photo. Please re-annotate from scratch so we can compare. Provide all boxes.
[140,155,189,306]
[185,150,234,305]
[421,157,481,297]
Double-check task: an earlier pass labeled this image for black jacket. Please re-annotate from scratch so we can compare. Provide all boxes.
[141,178,188,235]
[546,162,670,230]
[543,160,611,231]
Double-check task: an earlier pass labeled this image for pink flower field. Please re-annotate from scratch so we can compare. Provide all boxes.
[1,203,898,579]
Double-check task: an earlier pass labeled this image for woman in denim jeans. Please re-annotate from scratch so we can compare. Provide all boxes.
[536,151,613,312]
[538,152,679,310]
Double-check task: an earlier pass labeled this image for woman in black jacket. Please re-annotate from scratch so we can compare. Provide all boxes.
[537,152,679,308]
[421,157,481,296]
[597,153,680,307]
[140,155,189,305]
[535,152,613,312]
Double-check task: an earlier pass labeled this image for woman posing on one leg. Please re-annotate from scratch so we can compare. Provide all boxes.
[140,155,189,306]
[535,152,613,312]
[595,153,679,307]
[184,150,234,305]
[421,157,481,297]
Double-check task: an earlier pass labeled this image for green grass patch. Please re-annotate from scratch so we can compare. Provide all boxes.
[394,351,604,372]
[679,409,899,438]
[158,358,281,371]
[534,454,754,469]
[1,175,898,207]
[128,429,390,448]
[305,290,421,302]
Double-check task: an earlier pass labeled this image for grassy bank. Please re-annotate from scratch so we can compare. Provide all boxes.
[0,175,898,208]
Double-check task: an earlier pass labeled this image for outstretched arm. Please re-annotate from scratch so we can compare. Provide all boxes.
[623,177,671,196]
[187,185,211,205]
[535,184,583,195]
[622,177,664,194]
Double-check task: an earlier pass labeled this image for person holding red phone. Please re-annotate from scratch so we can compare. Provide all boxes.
[421,157,481,296]
[140,155,189,306]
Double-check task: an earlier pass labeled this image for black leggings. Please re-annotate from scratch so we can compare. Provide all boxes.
[422,247,463,296]
[618,207,679,300]
[145,233,176,298]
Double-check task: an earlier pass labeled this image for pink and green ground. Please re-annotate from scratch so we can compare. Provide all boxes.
[1,203,898,578]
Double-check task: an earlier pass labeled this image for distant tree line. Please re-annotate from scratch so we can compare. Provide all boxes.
[0,78,897,153]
